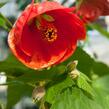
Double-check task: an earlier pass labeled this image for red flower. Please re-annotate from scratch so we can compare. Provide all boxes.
[8,1,86,70]
[77,0,109,22]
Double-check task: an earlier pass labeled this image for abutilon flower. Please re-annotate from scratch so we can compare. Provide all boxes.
[77,0,109,22]
[8,0,86,70]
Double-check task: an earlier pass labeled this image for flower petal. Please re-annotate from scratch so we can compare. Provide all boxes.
[8,2,86,69]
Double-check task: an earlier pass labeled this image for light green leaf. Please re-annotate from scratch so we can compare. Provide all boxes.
[92,75,109,109]
[77,72,94,97]
[45,76,75,104]
[50,87,102,109]
[93,75,109,92]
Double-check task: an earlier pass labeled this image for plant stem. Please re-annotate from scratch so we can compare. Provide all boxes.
[0,13,12,28]
[39,97,45,109]
[2,25,10,32]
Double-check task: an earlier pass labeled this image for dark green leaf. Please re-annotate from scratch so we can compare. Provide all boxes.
[64,47,94,76]
[7,83,33,109]
[64,47,109,77]
[92,62,109,77]
[0,54,66,83]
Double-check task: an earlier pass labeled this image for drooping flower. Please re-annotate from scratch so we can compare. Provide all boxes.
[8,0,86,70]
[77,0,109,22]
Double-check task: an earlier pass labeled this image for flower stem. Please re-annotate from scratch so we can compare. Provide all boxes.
[39,97,45,109]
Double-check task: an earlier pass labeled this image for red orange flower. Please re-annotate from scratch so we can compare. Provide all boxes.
[77,0,109,22]
[8,1,86,70]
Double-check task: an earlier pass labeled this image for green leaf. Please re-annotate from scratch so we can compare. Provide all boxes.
[64,47,94,76]
[0,54,31,76]
[45,76,75,104]
[92,75,109,109]
[50,87,102,109]
[0,13,12,31]
[7,82,34,109]
[0,17,6,26]
[50,77,109,109]
[93,75,109,92]
[0,54,66,83]
[92,61,109,77]
[77,72,94,97]
[42,14,55,22]
[80,72,92,82]
[64,47,109,77]
[0,15,8,30]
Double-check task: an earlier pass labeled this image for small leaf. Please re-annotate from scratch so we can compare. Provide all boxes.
[80,72,92,82]
[77,72,94,97]
[42,14,55,22]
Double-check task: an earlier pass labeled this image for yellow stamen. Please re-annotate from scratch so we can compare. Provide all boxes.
[41,25,58,42]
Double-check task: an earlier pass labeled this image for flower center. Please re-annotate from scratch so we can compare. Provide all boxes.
[41,25,58,42]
